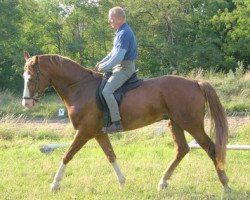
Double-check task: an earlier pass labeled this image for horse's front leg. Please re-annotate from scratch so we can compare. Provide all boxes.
[50,162,66,192]
[51,130,91,192]
[95,134,126,188]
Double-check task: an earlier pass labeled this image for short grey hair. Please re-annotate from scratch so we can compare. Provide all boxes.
[109,6,126,19]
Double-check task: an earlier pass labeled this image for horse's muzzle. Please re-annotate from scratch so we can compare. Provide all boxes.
[22,98,36,108]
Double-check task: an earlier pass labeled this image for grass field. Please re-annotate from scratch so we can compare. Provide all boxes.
[0,118,249,200]
[0,69,249,199]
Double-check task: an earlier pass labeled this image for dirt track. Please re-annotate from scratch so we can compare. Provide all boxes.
[24,116,250,134]
[224,116,250,132]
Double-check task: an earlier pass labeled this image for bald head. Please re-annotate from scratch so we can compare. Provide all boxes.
[108,6,126,29]
[109,6,126,20]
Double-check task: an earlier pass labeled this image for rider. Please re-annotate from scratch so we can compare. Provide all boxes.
[96,6,138,134]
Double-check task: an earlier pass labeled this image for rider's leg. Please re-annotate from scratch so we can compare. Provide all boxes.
[102,61,136,133]
[102,71,128,123]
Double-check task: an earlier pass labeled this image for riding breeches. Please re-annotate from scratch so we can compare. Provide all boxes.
[102,61,135,122]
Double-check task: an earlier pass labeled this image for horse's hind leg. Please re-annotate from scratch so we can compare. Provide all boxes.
[189,129,231,192]
[158,120,189,191]
[95,134,126,188]
[51,130,91,192]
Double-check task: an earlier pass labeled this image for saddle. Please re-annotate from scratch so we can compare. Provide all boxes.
[96,71,143,127]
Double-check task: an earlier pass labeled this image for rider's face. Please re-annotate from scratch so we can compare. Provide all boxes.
[108,13,120,29]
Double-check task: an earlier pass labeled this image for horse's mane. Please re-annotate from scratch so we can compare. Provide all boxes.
[41,54,103,78]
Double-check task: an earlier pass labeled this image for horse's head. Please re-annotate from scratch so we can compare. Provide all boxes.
[22,52,50,108]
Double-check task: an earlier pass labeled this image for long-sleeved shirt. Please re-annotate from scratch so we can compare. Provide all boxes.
[99,23,137,71]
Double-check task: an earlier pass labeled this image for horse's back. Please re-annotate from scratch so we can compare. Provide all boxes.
[120,75,206,130]
[153,75,203,98]
[127,75,202,100]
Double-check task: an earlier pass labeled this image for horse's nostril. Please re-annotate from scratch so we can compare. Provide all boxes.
[22,99,34,108]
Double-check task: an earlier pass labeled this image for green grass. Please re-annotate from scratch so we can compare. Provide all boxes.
[0,91,66,119]
[0,121,249,199]
[229,124,250,144]
[0,69,249,199]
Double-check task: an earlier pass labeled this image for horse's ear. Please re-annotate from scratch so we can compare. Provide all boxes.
[34,55,38,65]
[24,51,30,61]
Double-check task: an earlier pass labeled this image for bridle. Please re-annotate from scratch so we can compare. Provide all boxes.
[22,55,98,101]
[22,56,50,102]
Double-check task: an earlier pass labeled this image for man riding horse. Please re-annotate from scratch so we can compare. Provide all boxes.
[96,6,137,134]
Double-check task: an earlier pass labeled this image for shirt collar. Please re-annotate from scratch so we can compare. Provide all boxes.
[116,23,127,33]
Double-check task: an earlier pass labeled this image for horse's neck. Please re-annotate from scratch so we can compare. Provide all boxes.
[43,55,99,102]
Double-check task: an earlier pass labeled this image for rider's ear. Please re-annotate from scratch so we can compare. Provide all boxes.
[24,51,30,61]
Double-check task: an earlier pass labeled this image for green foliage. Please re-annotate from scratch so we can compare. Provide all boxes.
[211,0,250,69]
[0,0,23,91]
[0,90,24,116]
[1,0,250,91]
[214,69,250,115]
[188,68,250,115]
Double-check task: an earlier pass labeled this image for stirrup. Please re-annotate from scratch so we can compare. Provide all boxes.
[102,121,123,134]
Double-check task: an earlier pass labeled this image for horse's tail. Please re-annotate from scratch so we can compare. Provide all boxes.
[198,81,228,170]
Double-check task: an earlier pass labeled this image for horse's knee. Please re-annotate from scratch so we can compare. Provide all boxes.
[177,146,189,158]
[63,153,74,165]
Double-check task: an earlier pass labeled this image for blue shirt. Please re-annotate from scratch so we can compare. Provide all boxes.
[99,23,137,71]
[115,23,137,60]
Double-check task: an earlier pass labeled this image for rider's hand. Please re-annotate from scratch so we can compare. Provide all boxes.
[98,66,103,72]
[94,62,100,72]
[97,63,104,72]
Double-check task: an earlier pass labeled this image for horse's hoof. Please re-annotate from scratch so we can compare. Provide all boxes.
[224,186,231,193]
[157,179,168,191]
[119,177,126,189]
[50,182,61,192]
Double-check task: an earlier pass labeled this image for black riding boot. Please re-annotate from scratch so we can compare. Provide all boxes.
[102,120,123,134]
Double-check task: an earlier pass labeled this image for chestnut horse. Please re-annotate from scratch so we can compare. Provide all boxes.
[22,52,231,192]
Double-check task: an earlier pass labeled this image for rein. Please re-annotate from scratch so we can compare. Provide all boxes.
[23,55,101,101]
[57,79,87,94]
[57,72,98,94]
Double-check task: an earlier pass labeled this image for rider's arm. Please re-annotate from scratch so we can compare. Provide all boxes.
[99,51,112,64]
[99,48,126,71]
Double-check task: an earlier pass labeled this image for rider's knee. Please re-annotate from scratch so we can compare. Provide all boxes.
[102,87,112,96]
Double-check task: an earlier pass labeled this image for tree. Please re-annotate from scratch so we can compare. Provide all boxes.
[0,0,249,92]
[211,0,250,70]
[0,0,22,91]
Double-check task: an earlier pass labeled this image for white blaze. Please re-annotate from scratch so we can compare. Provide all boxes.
[23,71,31,97]
[22,71,31,107]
